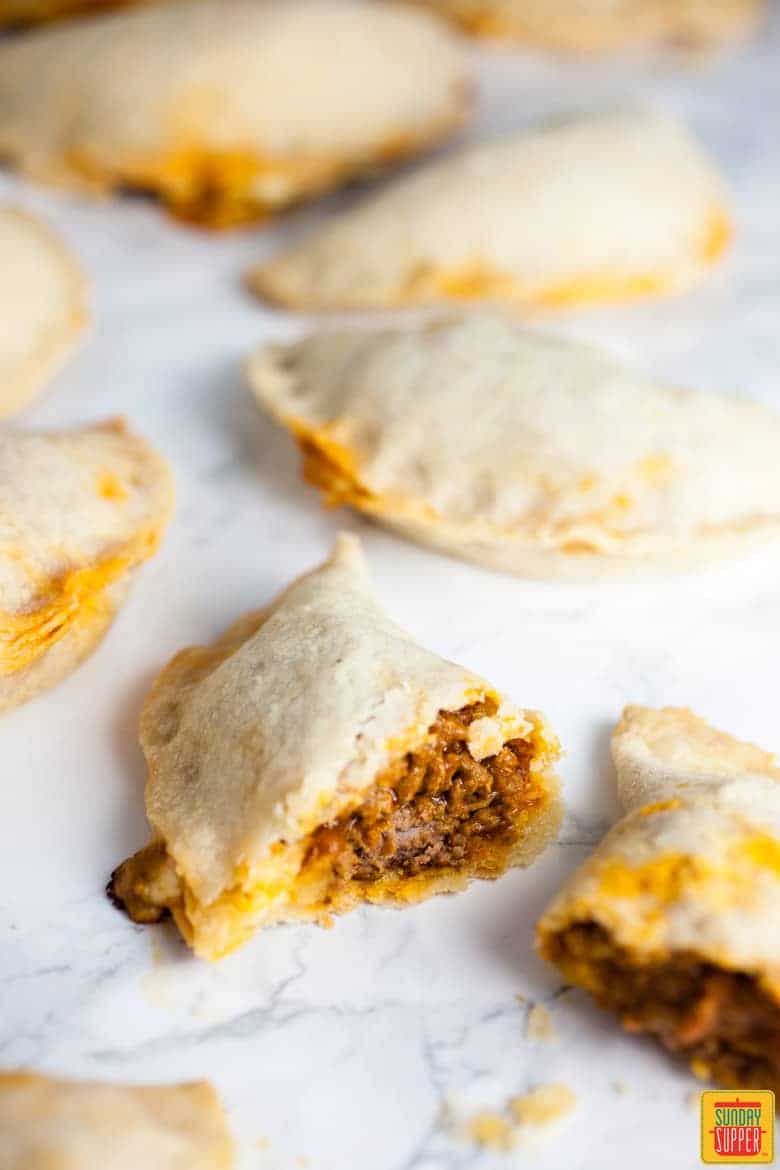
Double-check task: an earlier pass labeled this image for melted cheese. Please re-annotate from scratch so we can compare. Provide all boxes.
[599,853,711,901]
[66,131,439,229]
[0,525,161,676]
[403,209,731,308]
[742,833,780,877]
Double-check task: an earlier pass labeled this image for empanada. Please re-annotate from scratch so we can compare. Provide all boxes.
[0,0,471,228]
[538,706,780,1092]
[410,0,765,53]
[250,110,730,311]
[0,207,87,419]
[0,419,173,715]
[0,1072,233,1170]
[248,314,780,580]
[109,535,561,960]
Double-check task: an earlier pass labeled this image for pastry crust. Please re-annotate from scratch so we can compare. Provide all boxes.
[0,207,88,419]
[109,534,561,959]
[0,0,471,227]
[538,706,780,1091]
[411,0,765,53]
[0,418,174,714]
[248,314,780,580]
[249,110,731,311]
[0,1072,233,1170]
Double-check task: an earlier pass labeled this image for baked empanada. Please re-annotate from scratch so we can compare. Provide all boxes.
[0,207,87,419]
[0,419,173,715]
[0,0,471,228]
[250,110,730,311]
[538,706,780,1093]
[0,1072,233,1170]
[410,0,765,53]
[109,535,561,960]
[248,314,780,580]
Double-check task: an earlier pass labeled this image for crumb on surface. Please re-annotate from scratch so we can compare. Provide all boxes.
[527,1002,556,1041]
[509,1083,577,1126]
[459,1083,576,1152]
[465,1110,517,1151]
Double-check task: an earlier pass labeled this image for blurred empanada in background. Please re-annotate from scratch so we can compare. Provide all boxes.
[538,705,780,1093]
[0,206,87,419]
[248,314,780,579]
[0,420,173,715]
[409,0,765,54]
[109,535,562,960]
[250,111,731,311]
[0,1072,233,1170]
[0,0,472,227]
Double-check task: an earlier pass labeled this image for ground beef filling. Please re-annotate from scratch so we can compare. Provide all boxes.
[550,922,780,1092]
[303,701,540,892]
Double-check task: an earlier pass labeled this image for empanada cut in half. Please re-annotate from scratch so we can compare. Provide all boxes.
[250,110,731,311]
[0,0,471,228]
[0,1072,233,1170]
[109,535,562,960]
[0,206,87,419]
[0,419,173,715]
[410,0,765,54]
[538,706,780,1093]
[248,314,780,580]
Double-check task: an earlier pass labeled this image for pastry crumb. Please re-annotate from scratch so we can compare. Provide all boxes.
[509,1083,577,1126]
[465,1110,517,1151]
[514,992,527,1006]
[459,1083,576,1152]
[612,1080,629,1095]
[527,1002,556,1041]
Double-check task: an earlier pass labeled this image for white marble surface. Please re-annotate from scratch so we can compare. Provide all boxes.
[2,9,780,1167]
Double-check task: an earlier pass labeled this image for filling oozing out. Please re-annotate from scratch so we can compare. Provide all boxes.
[547,922,780,1092]
[109,701,546,924]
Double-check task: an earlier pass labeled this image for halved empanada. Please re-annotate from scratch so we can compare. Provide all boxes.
[0,419,173,715]
[248,314,780,580]
[0,207,87,419]
[0,1072,233,1170]
[410,0,765,53]
[538,706,780,1093]
[109,535,561,960]
[250,110,731,311]
[0,0,471,228]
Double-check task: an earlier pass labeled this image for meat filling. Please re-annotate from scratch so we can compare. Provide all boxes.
[548,922,780,1092]
[109,701,543,923]
[303,701,541,893]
